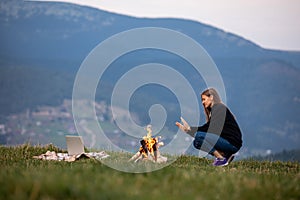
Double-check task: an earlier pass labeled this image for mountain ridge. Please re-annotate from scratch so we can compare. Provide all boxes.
[0,0,299,156]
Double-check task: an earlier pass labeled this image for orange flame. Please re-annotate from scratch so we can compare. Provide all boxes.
[130,125,164,162]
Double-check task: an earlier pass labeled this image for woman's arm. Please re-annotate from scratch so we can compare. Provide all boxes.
[190,104,226,134]
[204,103,227,134]
[176,118,210,137]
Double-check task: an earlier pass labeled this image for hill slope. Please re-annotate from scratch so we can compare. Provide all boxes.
[0,0,299,155]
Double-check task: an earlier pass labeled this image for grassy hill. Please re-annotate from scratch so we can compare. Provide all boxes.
[0,144,299,200]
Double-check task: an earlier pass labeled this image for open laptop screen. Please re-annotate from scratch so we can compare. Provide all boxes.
[65,135,85,156]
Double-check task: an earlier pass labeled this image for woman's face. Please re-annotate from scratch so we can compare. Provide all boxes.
[201,94,213,108]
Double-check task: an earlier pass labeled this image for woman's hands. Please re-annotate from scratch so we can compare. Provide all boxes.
[175,117,191,132]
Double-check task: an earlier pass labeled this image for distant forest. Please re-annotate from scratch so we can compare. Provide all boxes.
[0,65,74,121]
[250,149,300,162]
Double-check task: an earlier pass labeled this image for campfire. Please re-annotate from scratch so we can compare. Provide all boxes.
[129,125,167,163]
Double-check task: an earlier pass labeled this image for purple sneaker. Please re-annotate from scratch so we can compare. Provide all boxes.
[213,157,228,166]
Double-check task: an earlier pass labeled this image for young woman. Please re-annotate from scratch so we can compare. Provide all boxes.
[176,88,242,166]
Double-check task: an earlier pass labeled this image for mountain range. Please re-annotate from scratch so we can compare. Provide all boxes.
[0,0,300,156]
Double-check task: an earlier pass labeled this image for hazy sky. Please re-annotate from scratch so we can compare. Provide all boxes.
[29,0,300,51]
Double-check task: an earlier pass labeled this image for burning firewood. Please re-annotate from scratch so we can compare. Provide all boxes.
[129,125,167,163]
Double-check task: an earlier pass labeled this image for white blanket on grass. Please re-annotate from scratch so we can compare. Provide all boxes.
[33,151,110,162]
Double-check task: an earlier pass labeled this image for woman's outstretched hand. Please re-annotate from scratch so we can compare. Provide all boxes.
[175,117,191,132]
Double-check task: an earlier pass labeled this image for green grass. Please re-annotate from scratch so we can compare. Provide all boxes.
[0,144,299,200]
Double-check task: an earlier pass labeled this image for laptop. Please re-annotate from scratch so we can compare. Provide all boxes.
[65,135,85,156]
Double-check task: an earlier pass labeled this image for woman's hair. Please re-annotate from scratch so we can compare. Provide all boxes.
[201,88,222,122]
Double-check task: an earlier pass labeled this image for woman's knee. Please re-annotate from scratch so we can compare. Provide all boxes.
[193,132,206,149]
[194,132,206,140]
